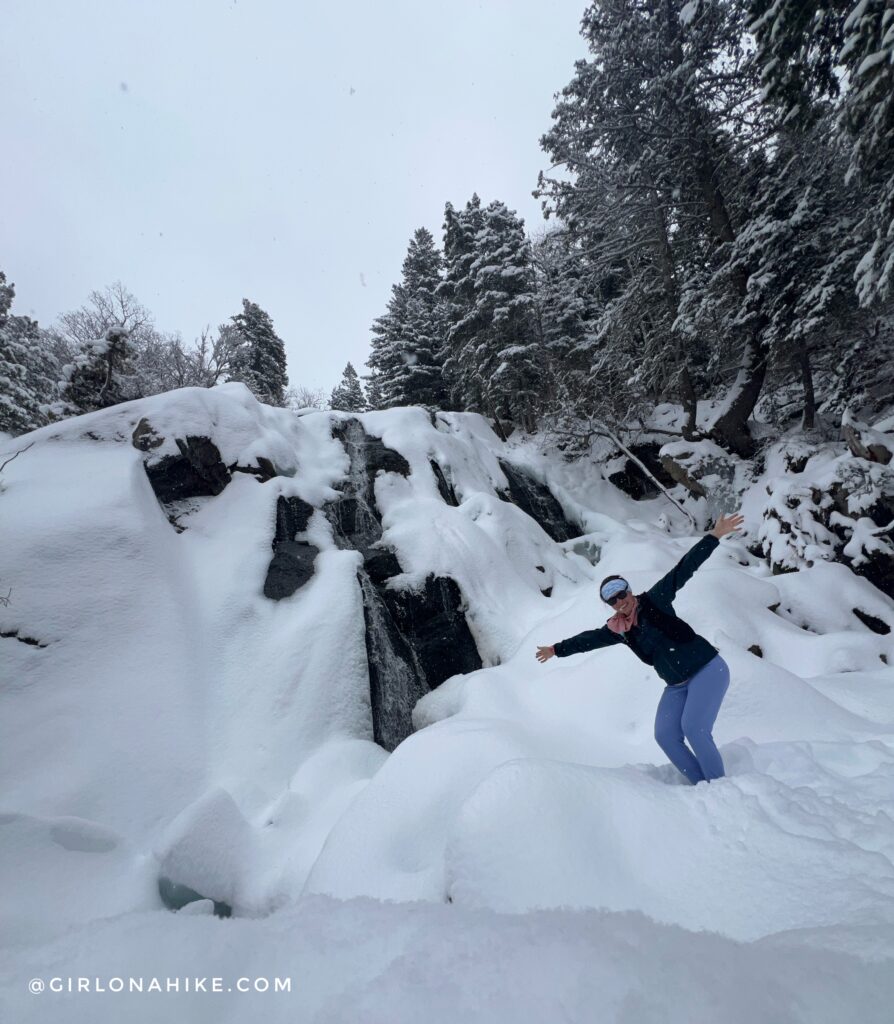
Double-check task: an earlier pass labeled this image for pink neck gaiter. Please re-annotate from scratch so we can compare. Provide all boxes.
[606,596,640,635]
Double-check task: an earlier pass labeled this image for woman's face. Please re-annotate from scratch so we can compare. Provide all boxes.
[608,590,637,616]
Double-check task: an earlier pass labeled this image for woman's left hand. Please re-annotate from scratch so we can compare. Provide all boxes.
[710,511,744,539]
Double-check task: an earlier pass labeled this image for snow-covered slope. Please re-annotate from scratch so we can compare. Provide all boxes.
[1,383,893,1022]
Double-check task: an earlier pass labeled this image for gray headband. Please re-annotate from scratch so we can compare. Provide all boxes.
[600,578,630,602]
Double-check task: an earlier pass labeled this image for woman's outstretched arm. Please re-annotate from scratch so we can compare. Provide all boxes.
[648,512,743,606]
[550,625,623,658]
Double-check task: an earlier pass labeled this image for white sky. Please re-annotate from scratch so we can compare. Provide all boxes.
[3,0,588,394]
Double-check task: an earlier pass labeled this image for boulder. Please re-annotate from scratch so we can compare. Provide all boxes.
[141,435,232,504]
[841,410,893,465]
[359,571,483,751]
[263,495,319,601]
[496,460,579,542]
[659,440,744,521]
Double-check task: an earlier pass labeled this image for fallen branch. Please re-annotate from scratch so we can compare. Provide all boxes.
[0,441,34,475]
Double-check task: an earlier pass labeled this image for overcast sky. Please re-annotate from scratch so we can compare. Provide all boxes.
[3,0,589,394]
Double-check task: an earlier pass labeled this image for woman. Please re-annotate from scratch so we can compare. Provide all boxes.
[536,512,744,784]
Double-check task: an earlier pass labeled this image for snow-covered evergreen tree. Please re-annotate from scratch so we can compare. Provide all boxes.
[367,284,408,408]
[361,369,386,411]
[470,200,542,433]
[727,116,877,429]
[438,195,486,412]
[836,1,894,306]
[228,300,289,406]
[538,0,773,454]
[749,0,894,306]
[367,228,448,409]
[330,362,367,412]
[57,325,138,415]
[530,228,612,429]
[438,196,543,431]
[0,272,58,435]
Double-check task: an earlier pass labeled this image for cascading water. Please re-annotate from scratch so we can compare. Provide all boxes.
[322,417,482,751]
[326,417,403,556]
[357,570,429,750]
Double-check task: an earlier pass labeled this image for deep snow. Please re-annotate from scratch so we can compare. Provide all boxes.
[1,383,893,1022]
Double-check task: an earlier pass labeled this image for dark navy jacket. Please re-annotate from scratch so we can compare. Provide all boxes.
[552,534,720,686]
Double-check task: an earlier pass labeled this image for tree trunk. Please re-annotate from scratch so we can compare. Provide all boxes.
[796,342,816,430]
[662,2,767,453]
[693,148,768,454]
[648,185,701,442]
[709,334,769,456]
[680,364,699,441]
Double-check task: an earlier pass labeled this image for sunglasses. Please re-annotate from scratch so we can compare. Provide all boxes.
[605,589,630,607]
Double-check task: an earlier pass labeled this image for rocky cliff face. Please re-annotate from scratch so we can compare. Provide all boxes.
[129,400,583,753]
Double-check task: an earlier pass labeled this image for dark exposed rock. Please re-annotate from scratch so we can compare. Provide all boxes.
[274,495,314,543]
[263,496,319,601]
[496,460,579,543]
[143,436,231,503]
[1,630,47,648]
[881,653,889,665]
[748,644,763,658]
[541,587,553,598]
[357,571,427,752]
[850,549,894,602]
[660,451,707,498]
[264,541,319,600]
[852,608,891,635]
[358,571,484,751]
[324,418,409,559]
[430,459,459,506]
[608,460,659,500]
[231,456,282,482]
[322,418,483,749]
[381,574,482,690]
[331,418,410,486]
[841,413,893,465]
[157,875,232,918]
[607,444,677,501]
[132,417,164,451]
[364,547,403,585]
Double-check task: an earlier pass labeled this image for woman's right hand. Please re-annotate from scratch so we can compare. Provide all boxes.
[536,645,555,663]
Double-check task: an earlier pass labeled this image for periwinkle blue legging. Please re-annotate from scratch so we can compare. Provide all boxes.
[654,654,730,784]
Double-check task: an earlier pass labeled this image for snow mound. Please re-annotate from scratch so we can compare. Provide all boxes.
[445,752,894,942]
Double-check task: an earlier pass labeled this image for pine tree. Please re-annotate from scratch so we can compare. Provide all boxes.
[58,325,138,415]
[330,362,367,411]
[469,200,542,433]
[0,272,57,435]
[399,228,449,408]
[439,195,487,412]
[367,228,449,409]
[368,283,409,408]
[836,2,894,305]
[530,229,606,426]
[228,299,289,406]
[538,0,773,454]
[438,196,544,432]
[749,0,894,305]
[362,369,385,410]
